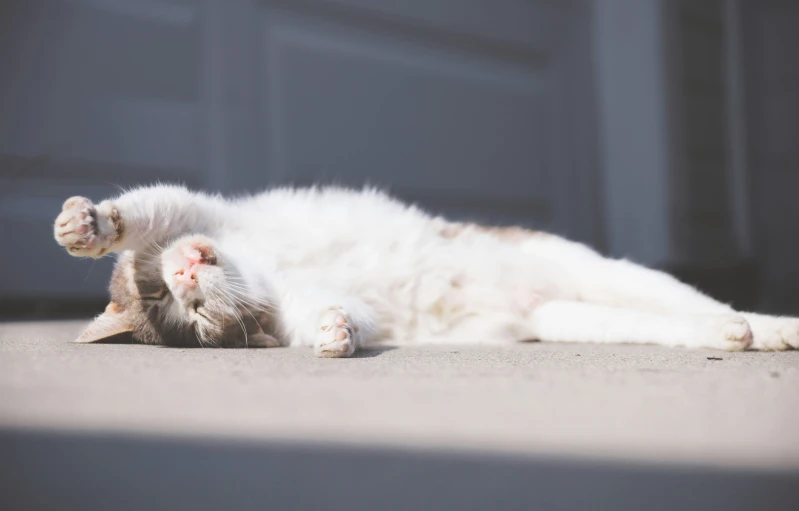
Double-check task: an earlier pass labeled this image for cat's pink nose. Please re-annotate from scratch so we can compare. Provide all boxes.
[174,266,198,287]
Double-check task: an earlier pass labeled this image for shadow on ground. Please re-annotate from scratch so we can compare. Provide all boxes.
[1,428,797,511]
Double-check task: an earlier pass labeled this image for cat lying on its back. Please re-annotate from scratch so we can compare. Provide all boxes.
[54,184,799,357]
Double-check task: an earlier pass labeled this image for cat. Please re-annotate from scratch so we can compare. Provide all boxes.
[53,184,799,357]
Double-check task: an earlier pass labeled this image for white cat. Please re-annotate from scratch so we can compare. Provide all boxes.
[53,184,799,357]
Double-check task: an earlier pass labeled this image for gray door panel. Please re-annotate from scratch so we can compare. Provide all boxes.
[251,0,597,230]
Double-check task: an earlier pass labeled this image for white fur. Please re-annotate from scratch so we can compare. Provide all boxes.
[55,184,799,356]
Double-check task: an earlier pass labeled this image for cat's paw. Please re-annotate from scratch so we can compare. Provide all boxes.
[314,307,358,358]
[744,314,799,351]
[700,314,753,351]
[54,197,122,258]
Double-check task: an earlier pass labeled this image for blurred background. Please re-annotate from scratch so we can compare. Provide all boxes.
[1,0,797,316]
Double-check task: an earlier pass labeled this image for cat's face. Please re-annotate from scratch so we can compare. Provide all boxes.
[75,236,276,347]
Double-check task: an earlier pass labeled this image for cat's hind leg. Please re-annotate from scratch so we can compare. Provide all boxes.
[497,228,793,350]
[572,257,798,350]
[737,313,799,351]
[519,233,742,318]
[530,300,752,351]
[576,257,733,315]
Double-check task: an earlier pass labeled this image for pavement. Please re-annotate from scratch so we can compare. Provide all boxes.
[2,319,799,510]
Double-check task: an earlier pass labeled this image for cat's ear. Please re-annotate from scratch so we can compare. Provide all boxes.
[75,302,134,343]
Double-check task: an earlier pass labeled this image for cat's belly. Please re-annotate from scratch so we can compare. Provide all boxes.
[259,233,579,344]
[372,265,569,344]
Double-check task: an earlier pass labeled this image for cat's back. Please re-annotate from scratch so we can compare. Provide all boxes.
[218,186,445,265]
[233,186,431,235]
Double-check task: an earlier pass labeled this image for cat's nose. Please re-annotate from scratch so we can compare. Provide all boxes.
[174,266,198,287]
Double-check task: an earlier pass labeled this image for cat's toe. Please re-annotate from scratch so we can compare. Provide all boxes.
[315,337,354,358]
[54,197,100,256]
[315,309,357,358]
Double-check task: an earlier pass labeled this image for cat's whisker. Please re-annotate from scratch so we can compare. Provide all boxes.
[222,288,276,312]
[223,290,269,346]
[225,292,278,316]
[221,281,270,301]
[226,289,268,304]
[141,232,166,254]
[222,276,252,286]
[84,259,97,283]
[231,298,266,342]
[194,329,206,348]
[210,287,249,347]
[133,225,170,256]
[222,283,274,305]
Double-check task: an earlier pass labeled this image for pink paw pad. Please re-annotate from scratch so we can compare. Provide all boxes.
[316,309,359,358]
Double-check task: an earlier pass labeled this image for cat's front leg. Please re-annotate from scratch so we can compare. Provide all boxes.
[55,185,222,258]
[54,197,123,257]
[280,291,377,358]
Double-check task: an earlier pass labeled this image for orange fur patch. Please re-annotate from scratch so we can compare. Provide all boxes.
[439,222,550,243]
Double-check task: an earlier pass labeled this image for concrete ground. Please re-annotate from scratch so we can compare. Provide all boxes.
[1,320,799,510]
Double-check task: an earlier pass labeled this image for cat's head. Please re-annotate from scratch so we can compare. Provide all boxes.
[76,235,277,348]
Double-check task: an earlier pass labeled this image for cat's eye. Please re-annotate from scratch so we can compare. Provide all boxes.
[141,288,168,301]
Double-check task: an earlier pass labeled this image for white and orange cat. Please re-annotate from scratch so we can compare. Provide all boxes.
[54,184,798,357]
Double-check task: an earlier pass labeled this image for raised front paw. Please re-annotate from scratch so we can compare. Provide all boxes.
[315,307,358,358]
[54,196,122,258]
